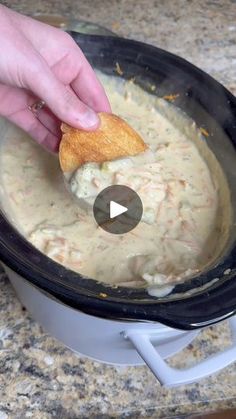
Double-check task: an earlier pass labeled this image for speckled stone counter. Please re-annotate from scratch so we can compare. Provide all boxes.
[0,1,236,418]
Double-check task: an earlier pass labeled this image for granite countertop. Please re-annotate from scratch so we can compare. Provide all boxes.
[0,0,236,418]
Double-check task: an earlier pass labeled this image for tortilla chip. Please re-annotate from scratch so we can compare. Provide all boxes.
[59,112,147,172]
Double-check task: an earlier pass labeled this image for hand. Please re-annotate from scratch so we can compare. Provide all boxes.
[0,6,111,151]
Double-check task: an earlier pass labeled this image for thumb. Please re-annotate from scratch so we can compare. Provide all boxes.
[25,60,100,130]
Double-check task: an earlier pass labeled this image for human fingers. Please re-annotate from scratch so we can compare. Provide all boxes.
[0,83,60,150]
[22,55,100,130]
[70,53,111,113]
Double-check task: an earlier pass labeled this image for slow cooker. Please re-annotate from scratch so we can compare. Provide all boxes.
[0,31,236,387]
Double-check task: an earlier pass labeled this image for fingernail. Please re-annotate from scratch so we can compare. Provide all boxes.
[79,109,99,129]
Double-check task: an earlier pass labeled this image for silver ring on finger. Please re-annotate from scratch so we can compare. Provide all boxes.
[28,100,45,118]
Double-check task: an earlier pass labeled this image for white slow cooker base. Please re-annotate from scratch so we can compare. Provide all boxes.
[6,267,198,365]
[6,267,236,386]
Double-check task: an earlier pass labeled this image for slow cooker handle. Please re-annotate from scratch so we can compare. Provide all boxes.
[124,317,236,387]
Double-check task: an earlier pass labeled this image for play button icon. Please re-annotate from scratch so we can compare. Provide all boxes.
[93,185,143,234]
[110,201,128,218]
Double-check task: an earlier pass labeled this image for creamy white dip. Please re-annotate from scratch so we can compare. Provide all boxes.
[0,73,231,295]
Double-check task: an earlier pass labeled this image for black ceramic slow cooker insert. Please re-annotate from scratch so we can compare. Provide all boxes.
[0,33,236,330]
